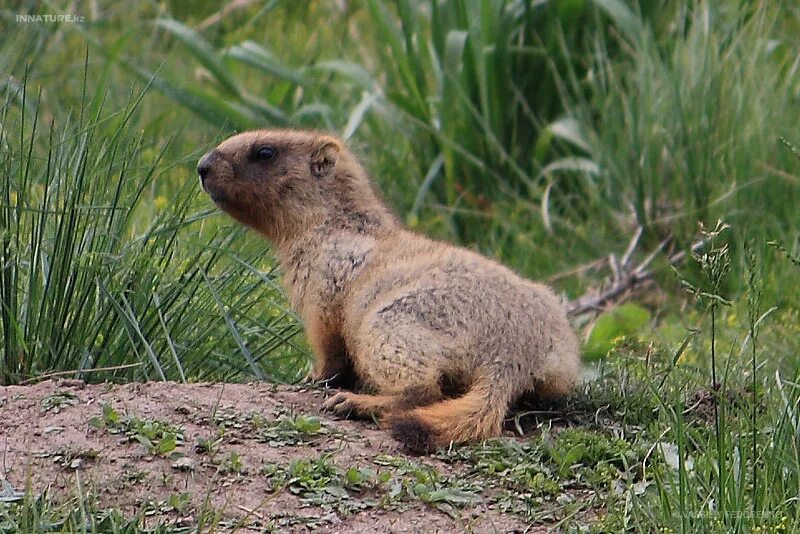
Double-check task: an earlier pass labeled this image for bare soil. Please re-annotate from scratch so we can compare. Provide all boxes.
[0,380,552,533]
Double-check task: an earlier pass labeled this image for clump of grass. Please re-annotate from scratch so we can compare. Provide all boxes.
[0,68,309,385]
[434,426,657,526]
[0,479,225,533]
[613,229,800,533]
[0,486,159,533]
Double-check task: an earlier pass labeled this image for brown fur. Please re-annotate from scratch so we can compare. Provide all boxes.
[197,129,582,452]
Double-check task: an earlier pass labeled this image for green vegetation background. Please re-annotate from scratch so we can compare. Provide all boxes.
[1,0,800,531]
[2,0,798,385]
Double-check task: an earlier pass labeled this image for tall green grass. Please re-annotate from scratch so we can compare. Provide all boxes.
[0,69,308,386]
[121,1,799,278]
[637,241,799,533]
[116,0,642,242]
[567,1,800,249]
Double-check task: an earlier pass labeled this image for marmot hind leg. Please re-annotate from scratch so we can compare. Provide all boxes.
[323,383,445,420]
[322,392,399,419]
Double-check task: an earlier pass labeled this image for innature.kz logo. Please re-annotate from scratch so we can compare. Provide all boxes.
[16,14,85,23]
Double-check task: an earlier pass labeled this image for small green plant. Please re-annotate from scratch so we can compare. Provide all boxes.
[193,435,222,456]
[261,455,378,516]
[40,391,78,414]
[219,451,247,476]
[678,221,733,512]
[373,454,481,511]
[264,456,344,497]
[254,413,330,447]
[145,492,193,516]
[212,408,341,447]
[544,428,643,477]
[90,403,184,457]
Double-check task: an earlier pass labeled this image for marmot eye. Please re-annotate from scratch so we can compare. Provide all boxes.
[256,146,277,161]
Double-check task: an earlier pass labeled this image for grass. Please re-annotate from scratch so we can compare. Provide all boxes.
[562,1,800,269]
[1,0,799,532]
[0,70,309,385]
[0,486,224,533]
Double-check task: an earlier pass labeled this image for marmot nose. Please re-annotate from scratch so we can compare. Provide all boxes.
[196,151,218,186]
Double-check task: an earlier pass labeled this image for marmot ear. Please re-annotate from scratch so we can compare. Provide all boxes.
[310,139,339,179]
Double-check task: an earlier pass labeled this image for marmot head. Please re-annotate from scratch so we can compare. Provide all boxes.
[197,129,395,243]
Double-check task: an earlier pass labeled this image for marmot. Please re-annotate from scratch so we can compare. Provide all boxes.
[197,129,581,453]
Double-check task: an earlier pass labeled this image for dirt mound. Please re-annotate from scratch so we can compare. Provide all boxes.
[1,380,543,533]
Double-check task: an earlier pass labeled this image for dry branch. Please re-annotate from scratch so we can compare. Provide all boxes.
[565,229,706,317]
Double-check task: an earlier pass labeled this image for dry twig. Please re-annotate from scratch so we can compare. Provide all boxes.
[565,228,706,317]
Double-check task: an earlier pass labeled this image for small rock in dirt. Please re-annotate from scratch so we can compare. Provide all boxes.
[320,512,342,525]
[172,457,196,471]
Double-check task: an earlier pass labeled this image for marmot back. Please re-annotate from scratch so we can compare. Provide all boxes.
[197,129,581,453]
